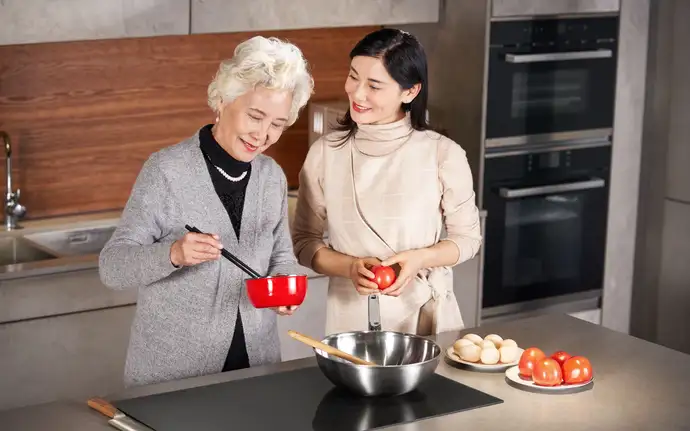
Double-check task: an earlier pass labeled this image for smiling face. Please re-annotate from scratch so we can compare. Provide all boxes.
[344,55,420,125]
[213,86,293,162]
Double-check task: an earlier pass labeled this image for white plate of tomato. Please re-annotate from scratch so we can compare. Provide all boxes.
[505,347,594,394]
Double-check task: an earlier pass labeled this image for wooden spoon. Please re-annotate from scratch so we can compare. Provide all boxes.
[288,330,377,366]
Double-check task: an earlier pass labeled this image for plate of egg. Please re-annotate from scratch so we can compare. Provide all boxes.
[446,333,523,372]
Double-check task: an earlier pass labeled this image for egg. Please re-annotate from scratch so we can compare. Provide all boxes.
[480,346,500,365]
[484,334,504,348]
[480,340,496,350]
[499,345,519,363]
[453,338,475,354]
[462,333,483,345]
[458,343,481,363]
[501,339,518,349]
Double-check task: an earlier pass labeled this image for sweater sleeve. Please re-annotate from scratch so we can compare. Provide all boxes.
[438,138,483,266]
[98,154,179,290]
[290,138,328,269]
[267,167,303,276]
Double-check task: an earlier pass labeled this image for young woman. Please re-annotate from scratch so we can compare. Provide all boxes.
[291,28,481,336]
[99,36,314,387]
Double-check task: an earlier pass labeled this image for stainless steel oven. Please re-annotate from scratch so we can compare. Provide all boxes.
[481,145,610,320]
[485,15,619,148]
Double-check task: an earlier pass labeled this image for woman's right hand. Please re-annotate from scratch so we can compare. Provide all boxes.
[349,257,382,295]
[170,232,223,267]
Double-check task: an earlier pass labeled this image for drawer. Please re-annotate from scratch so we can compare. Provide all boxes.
[0,269,137,323]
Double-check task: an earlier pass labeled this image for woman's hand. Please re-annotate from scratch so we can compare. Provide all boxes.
[272,306,298,316]
[349,257,382,295]
[270,274,299,315]
[379,249,430,297]
[170,232,223,267]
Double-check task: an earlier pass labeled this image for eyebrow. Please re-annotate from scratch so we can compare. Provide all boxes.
[350,66,385,85]
[250,108,288,122]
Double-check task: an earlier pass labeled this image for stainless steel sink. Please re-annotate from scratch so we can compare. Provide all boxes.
[0,236,57,266]
[24,226,117,257]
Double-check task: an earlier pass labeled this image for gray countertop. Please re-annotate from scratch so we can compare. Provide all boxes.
[3,314,688,430]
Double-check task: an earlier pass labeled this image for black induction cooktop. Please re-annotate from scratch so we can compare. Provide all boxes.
[114,366,503,431]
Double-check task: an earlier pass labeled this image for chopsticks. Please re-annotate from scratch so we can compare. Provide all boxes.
[184,225,261,279]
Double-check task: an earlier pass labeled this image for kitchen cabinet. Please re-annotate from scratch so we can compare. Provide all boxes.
[0,0,189,46]
[191,0,440,34]
[453,211,486,329]
[0,305,136,412]
[0,268,137,411]
[491,0,620,18]
[453,251,482,329]
[0,268,137,324]
[665,1,690,204]
[656,199,690,355]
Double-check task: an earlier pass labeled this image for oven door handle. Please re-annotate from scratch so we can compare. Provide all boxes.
[499,178,606,199]
[505,50,613,63]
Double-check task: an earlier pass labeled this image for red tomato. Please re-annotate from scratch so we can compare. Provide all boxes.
[551,350,572,368]
[371,265,396,290]
[532,358,563,386]
[562,356,593,384]
[518,347,546,377]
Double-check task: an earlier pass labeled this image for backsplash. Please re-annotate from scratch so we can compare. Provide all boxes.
[0,27,376,219]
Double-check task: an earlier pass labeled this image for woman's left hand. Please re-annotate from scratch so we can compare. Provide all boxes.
[379,249,430,297]
[272,306,298,316]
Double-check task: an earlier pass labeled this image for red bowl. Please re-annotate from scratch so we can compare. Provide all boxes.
[245,274,308,308]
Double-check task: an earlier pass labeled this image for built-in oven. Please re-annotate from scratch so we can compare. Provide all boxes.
[485,15,619,148]
[481,144,610,320]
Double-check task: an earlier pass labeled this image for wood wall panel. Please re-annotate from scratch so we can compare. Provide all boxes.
[0,27,376,219]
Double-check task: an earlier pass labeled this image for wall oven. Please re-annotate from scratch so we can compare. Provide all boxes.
[481,145,610,320]
[485,15,619,148]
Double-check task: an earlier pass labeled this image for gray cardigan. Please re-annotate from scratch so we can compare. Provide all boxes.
[99,130,303,388]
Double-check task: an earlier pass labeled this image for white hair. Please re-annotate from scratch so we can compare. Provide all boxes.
[207,36,314,126]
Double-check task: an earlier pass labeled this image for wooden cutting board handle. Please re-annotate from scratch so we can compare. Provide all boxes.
[287,330,376,366]
[87,397,117,419]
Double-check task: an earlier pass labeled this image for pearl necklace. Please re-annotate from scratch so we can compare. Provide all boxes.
[206,127,248,182]
[212,164,247,182]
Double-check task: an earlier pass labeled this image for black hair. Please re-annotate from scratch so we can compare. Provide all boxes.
[332,28,440,143]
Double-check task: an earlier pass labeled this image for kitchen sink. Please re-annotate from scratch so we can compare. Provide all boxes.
[0,236,57,266]
[24,226,117,257]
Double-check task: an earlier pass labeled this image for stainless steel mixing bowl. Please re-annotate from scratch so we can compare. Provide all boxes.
[313,294,442,397]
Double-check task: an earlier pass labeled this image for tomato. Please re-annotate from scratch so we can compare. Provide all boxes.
[532,358,563,386]
[551,350,572,368]
[518,347,546,377]
[562,356,593,384]
[371,265,396,290]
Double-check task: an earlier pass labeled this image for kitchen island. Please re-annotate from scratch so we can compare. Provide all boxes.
[2,314,689,430]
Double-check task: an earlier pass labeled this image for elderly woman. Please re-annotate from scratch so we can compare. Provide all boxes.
[99,36,314,387]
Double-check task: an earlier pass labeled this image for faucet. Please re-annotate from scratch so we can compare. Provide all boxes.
[1,131,26,230]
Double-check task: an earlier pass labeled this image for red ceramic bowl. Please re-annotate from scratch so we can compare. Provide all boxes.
[245,274,308,308]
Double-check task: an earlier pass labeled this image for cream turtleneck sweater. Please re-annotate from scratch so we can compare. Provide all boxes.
[291,115,482,335]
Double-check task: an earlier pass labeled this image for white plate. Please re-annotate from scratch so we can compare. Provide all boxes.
[445,346,523,372]
[504,365,594,394]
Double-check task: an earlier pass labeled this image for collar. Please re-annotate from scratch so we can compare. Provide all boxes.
[353,114,414,156]
[199,124,251,176]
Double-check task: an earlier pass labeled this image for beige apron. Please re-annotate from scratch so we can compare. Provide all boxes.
[323,141,465,336]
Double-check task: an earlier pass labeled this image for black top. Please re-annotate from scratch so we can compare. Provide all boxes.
[114,366,504,431]
[199,124,251,372]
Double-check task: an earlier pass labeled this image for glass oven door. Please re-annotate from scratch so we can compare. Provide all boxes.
[485,16,619,145]
[482,176,609,310]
